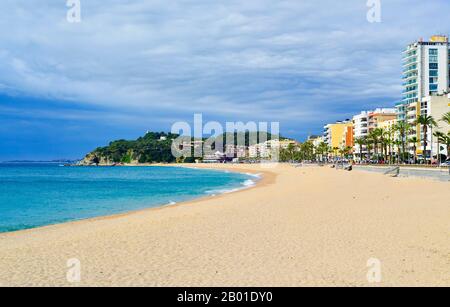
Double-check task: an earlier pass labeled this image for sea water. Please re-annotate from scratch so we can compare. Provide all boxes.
[0,163,255,233]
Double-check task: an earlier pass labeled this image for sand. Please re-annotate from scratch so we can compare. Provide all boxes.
[0,164,449,287]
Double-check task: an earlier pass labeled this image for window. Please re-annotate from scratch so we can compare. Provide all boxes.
[430,84,438,91]
[429,70,438,77]
[429,49,438,55]
[429,56,438,63]
[429,63,438,69]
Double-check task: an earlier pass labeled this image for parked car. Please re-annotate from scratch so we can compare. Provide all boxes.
[440,161,450,167]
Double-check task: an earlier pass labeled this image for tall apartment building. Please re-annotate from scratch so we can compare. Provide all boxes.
[398,35,449,117]
[397,35,450,159]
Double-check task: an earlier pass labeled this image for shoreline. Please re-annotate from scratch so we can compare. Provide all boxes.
[0,164,275,238]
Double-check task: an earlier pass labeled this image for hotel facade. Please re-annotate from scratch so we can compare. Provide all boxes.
[323,121,353,149]
[397,35,450,160]
[352,108,396,157]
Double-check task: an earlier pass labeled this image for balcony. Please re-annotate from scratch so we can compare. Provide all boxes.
[402,58,417,66]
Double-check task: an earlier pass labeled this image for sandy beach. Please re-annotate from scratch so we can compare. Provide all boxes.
[0,164,449,287]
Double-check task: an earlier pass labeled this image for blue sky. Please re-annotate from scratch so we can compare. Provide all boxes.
[1,0,450,160]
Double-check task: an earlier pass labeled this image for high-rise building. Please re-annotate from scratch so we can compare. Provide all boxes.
[398,35,450,121]
[397,35,450,160]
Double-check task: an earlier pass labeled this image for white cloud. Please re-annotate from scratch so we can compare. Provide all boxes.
[0,0,449,129]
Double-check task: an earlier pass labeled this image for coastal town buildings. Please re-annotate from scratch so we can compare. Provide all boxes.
[323,120,352,149]
[308,135,324,148]
[368,108,397,132]
[248,139,297,159]
[351,109,396,157]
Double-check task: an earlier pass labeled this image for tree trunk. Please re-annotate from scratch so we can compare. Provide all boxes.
[401,136,406,164]
[423,125,428,164]
[437,141,440,165]
[413,146,417,164]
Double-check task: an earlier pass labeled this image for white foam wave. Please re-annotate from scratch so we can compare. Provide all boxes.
[205,188,241,195]
[205,178,258,196]
[245,172,262,178]
[242,179,256,187]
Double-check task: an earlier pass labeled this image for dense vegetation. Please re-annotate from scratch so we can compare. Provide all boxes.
[213,131,285,147]
[82,131,285,165]
[88,132,179,164]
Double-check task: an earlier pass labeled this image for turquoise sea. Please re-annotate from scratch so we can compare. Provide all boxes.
[0,163,256,233]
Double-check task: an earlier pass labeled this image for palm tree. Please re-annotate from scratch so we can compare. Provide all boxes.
[322,143,329,162]
[442,112,450,125]
[343,146,353,160]
[327,146,334,162]
[433,131,445,165]
[370,128,384,161]
[414,115,437,164]
[395,121,411,163]
[393,140,402,164]
[387,126,396,164]
[438,132,450,162]
[317,142,329,162]
[380,128,390,162]
[354,137,366,162]
[366,141,373,162]
[408,136,418,164]
[332,147,339,161]
[286,143,296,161]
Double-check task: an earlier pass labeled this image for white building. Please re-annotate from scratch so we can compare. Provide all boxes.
[352,112,369,156]
[398,35,449,121]
[420,95,450,160]
[248,139,297,159]
[352,111,369,136]
[308,135,324,148]
[352,109,396,158]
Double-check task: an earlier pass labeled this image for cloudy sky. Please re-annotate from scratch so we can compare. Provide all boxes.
[1,0,450,160]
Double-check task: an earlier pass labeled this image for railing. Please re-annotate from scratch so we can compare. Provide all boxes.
[354,165,450,182]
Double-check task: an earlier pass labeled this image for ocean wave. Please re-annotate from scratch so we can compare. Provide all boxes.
[205,188,241,195]
[245,172,262,178]
[205,178,258,196]
[242,179,256,187]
